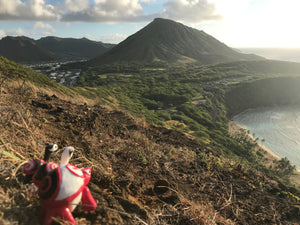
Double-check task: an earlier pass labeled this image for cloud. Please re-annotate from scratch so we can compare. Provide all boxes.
[33,22,56,35]
[0,0,221,23]
[161,0,222,23]
[0,28,27,37]
[62,0,144,22]
[0,22,55,39]
[0,0,59,21]
[0,30,6,38]
[98,33,128,44]
[64,0,89,13]
[139,0,155,3]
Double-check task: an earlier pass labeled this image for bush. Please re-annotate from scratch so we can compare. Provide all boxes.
[273,157,296,176]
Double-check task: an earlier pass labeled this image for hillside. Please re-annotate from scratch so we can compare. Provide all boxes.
[89,18,262,66]
[0,36,55,63]
[2,57,300,224]
[0,36,115,63]
[226,77,300,117]
[77,59,300,155]
[37,37,115,61]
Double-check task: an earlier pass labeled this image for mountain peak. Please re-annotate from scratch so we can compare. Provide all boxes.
[90,18,262,66]
[152,17,177,23]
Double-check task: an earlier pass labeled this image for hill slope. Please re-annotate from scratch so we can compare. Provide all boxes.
[90,18,262,66]
[1,58,300,224]
[0,36,115,63]
[37,36,114,60]
[0,36,55,63]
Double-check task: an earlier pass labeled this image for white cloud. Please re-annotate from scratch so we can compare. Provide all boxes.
[0,28,28,37]
[33,22,56,35]
[64,0,89,13]
[0,30,6,38]
[86,33,128,44]
[62,0,144,22]
[15,28,27,36]
[161,0,221,23]
[0,0,59,21]
[98,33,128,43]
[139,0,154,3]
[0,0,221,23]
[0,0,21,15]
[0,22,56,38]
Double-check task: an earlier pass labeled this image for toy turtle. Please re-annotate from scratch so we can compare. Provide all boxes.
[38,146,97,225]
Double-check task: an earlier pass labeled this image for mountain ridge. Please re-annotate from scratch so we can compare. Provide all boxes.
[0,36,55,63]
[37,36,115,61]
[0,36,115,63]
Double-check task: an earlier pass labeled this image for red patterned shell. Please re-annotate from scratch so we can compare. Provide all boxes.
[23,158,44,175]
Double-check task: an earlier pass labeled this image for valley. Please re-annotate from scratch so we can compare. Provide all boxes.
[28,61,83,86]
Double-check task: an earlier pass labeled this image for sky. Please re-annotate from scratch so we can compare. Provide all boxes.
[0,0,300,47]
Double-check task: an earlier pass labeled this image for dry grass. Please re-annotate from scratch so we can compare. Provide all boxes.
[149,191,235,225]
[1,78,300,225]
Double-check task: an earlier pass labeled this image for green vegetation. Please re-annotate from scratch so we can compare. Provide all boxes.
[226,76,300,117]
[37,36,114,60]
[76,59,300,182]
[273,157,296,176]
[1,56,300,224]
[0,56,72,95]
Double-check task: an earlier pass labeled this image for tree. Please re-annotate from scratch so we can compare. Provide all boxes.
[273,157,296,176]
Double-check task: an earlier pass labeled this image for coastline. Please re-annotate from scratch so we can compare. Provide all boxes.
[228,121,281,160]
[229,121,300,187]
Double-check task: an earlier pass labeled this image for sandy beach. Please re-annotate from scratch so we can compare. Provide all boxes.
[229,121,300,187]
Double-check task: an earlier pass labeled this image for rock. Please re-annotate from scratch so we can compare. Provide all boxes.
[32,100,53,109]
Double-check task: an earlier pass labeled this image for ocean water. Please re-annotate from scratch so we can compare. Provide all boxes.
[239,48,300,63]
[232,106,300,168]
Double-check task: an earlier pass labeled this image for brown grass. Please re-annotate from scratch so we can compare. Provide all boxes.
[1,78,300,224]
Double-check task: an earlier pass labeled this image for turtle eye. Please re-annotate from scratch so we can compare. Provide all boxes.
[51,144,58,152]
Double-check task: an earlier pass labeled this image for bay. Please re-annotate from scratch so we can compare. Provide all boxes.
[232,106,300,168]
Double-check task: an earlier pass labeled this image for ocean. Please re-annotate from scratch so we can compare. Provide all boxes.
[239,48,300,63]
[232,106,300,169]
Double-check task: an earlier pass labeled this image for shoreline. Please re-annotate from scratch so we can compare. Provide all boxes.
[229,121,300,186]
[228,121,281,160]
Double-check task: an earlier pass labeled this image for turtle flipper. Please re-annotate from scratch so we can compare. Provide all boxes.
[81,186,97,211]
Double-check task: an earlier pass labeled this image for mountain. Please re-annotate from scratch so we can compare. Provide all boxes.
[0,36,55,63]
[37,36,115,60]
[0,36,115,63]
[90,18,262,66]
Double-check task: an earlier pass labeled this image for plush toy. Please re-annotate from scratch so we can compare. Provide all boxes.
[23,144,59,186]
[38,146,97,225]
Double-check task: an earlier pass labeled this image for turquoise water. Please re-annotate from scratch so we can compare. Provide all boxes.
[232,106,300,168]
